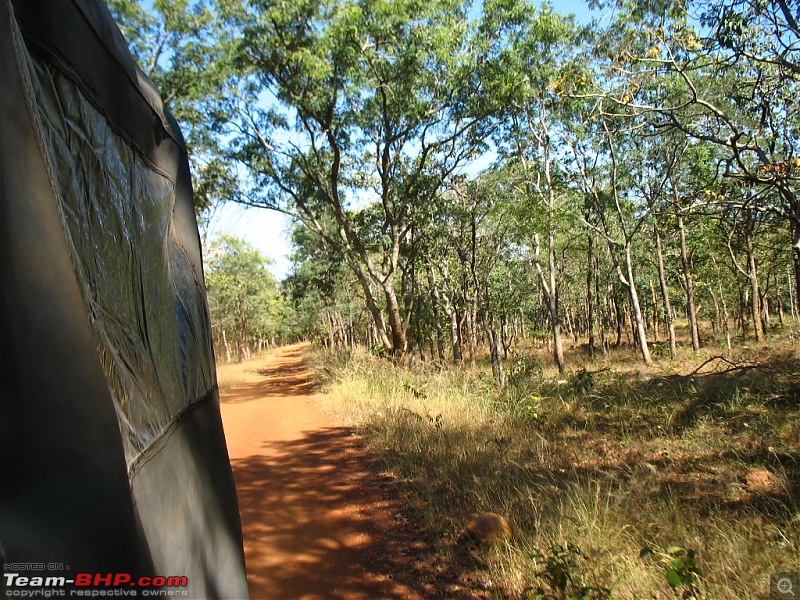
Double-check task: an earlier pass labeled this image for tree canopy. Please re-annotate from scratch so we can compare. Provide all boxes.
[114,0,800,371]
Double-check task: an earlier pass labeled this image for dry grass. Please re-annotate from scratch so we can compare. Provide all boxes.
[308,337,800,599]
[215,352,271,393]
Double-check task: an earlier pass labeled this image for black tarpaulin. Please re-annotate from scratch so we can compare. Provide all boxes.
[0,1,248,597]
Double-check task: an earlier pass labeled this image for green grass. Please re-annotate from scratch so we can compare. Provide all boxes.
[308,340,800,599]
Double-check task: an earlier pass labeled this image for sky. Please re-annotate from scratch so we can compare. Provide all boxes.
[204,201,293,279]
[203,0,600,281]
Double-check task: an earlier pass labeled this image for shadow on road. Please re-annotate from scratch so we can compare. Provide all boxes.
[231,427,434,600]
[221,349,317,404]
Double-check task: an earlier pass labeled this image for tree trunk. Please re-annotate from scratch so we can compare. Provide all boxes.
[740,285,749,339]
[533,230,565,373]
[467,213,479,367]
[435,318,446,361]
[718,280,732,351]
[586,233,596,358]
[483,313,505,386]
[222,328,232,363]
[384,283,407,356]
[624,244,653,364]
[501,314,516,359]
[353,270,392,353]
[465,293,477,368]
[711,291,720,335]
[649,278,660,343]
[427,267,463,363]
[655,228,677,359]
[597,260,607,355]
[748,251,765,342]
[326,312,336,351]
[626,299,636,347]
[337,310,347,351]
[791,222,800,310]
[612,289,623,347]
[449,309,462,362]
[678,213,700,352]
[548,289,566,373]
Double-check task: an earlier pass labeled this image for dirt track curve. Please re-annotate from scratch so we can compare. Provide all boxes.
[219,344,463,600]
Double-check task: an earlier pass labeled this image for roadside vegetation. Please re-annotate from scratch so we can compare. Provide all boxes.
[215,353,272,394]
[310,334,800,599]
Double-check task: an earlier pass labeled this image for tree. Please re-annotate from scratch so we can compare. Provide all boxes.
[205,235,284,361]
[111,0,800,365]
[587,0,800,303]
[107,0,242,214]
[283,220,371,351]
[456,173,522,384]
[216,0,487,358]
[473,0,583,373]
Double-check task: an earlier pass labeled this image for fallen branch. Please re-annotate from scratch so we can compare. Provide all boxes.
[687,355,766,377]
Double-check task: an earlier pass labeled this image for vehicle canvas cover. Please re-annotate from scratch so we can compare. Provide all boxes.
[0,1,248,597]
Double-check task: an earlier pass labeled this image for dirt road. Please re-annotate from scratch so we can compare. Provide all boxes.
[219,345,444,600]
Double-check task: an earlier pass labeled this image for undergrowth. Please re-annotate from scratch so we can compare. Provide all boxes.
[309,341,800,599]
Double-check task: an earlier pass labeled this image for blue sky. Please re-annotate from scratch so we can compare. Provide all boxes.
[204,0,599,280]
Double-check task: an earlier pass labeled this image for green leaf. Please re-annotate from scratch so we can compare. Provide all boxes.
[665,568,682,587]
[669,557,685,571]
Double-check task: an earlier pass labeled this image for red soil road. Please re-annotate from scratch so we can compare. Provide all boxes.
[218,344,443,600]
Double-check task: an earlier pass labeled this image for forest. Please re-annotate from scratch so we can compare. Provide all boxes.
[111,0,800,377]
[113,0,799,597]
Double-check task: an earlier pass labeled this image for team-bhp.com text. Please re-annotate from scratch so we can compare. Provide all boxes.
[4,573,189,598]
